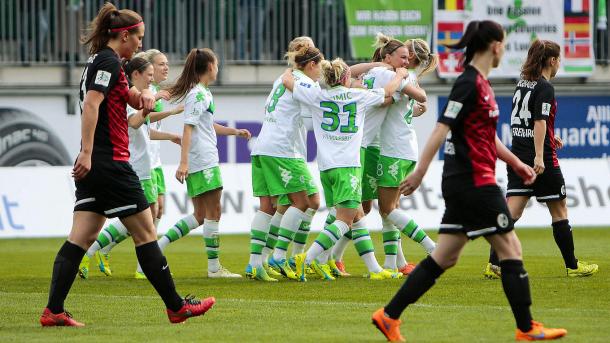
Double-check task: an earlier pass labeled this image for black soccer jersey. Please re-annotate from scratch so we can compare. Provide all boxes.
[509,77,559,168]
[79,47,131,162]
[438,65,500,193]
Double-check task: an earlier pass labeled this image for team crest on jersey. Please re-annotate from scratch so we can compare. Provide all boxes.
[195,92,205,102]
[279,166,292,187]
[444,101,463,119]
[541,103,551,116]
[497,213,509,228]
[94,70,111,87]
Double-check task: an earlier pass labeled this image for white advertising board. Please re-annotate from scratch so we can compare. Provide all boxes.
[1,159,608,238]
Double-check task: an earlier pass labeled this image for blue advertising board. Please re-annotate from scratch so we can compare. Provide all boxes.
[438,95,610,159]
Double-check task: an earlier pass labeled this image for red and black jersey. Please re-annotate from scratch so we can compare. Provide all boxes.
[79,47,130,162]
[438,65,500,194]
[509,77,558,168]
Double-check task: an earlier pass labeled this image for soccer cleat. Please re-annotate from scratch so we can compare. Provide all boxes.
[398,263,417,276]
[263,260,283,278]
[566,261,598,277]
[366,269,402,280]
[335,259,351,276]
[294,253,307,282]
[515,320,567,341]
[245,264,278,282]
[328,259,350,277]
[40,308,85,327]
[311,260,335,281]
[95,251,112,276]
[134,271,147,279]
[268,257,297,280]
[78,255,90,279]
[484,263,502,279]
[208,266,242,278]
[167,295,216,324]
[371,308,405,342]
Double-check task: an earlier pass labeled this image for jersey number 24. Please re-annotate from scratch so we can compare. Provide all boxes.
[511,89,532,127]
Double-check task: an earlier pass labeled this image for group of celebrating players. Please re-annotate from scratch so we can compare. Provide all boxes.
[39,3,598,342]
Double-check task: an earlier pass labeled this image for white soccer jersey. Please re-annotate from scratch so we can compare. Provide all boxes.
[184,84,219,174]
[360,67,408,148]
[251,70,315,159]
[380,70,419,161]
[148,84,163,168]
[127,105,153,180]
[293,83,385,171]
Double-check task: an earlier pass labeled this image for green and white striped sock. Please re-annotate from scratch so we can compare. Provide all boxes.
[306,220,349,264]
[332,230,352,261]
[292,208,315,256]
[382,217,400,270]
[249,211,272,267]
[203,219,220,273]
[352,219,383,273]
[273,207,306,261]
[158,214,200,251]
[388,209,436,254]
[88,220,129,257]
[262,212,283,262]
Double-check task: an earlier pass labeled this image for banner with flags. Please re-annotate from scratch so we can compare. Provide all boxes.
[434,0,595,78]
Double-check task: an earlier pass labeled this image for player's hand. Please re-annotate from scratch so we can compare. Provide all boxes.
[140,92,156,111]
[554,136,564,149]
[170,135,182,146]
[395,67,409,79]
[156,90,171,101]
[236,128,251,140]
[515,161,537,185]
[399,168,424,195]
[72,151,92,181]
[175,163,189,184]
[172,104,185,115]
[533,155,545,175]
[416,102,427,115]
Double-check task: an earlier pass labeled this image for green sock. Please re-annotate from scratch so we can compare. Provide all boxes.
[88,221,129,257]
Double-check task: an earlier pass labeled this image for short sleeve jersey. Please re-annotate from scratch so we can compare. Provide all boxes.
[184,84,218,173]
[79,47,130,162]
[438,65,500,192]
[293,83,385,171]
[379,70,419,161]
[510,78,559,168]
[360,67,401,148]
[127,105,153,180]
[251,70,316,158]
[148,84,163,168]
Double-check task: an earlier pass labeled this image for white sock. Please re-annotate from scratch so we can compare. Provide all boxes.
[332,234,351,261]
[273,207,306,261]
[249,210,273,267]
[421,236,436,254]
[262,212,283,262]
[86,241,101,258]
[317,249,331,264]
[292,208,315,256]
[95,220,129,256]
[203,219,221,273]
[306,220,349,264]
[153,218,160,229]
[396,238,408,269]
[352,218,383,273]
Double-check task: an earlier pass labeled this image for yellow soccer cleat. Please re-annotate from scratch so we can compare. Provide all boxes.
[366,269,402,280]
[134,271,147,279]
[95,251,112,276]
[263,260,283,278]
[268,257,297,280]
[328,259,350,277]
[483,262,501,279]
[311,260,335,281]
[245,264,277,282]
[294,253,308,282]
[78,255,90,279]
[567,260,599,277]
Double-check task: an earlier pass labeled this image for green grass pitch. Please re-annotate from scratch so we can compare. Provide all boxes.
[0,228,608,342]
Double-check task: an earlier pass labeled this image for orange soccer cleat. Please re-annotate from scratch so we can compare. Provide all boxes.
[372,308,405,342]
[515,320,567,341]
[40,308,85,327]
[167,295,216,324]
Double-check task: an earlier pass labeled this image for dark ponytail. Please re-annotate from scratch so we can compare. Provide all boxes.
[123,57,151,80]
[168,48,217,102]
[445,20,504,67]
[520,39,560,81]
[82,2,143,55]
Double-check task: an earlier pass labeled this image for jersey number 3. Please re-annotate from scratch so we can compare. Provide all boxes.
[510,89,532,126]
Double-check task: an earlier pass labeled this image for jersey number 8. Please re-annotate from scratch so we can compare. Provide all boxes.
[510,89,532,126]
[320,101,358,133]
[267,84,286,113]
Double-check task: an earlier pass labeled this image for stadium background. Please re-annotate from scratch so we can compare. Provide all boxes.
[0,0,609,237]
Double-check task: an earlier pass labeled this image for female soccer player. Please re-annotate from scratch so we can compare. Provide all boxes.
[160,48,250,278]
[484,40,598,278]
[41,3,214,327]
[248,42,324,281]
[284,58,408,281]
[329,33,432,276]
[77,57,181,279]
[376,38,438,275]
[371,20,567,342]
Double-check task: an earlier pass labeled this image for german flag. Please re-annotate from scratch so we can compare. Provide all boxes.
[438,0,464,11]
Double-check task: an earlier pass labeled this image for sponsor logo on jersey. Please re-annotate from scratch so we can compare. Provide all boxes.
[541,103,551,116]
[444,101,463,119]
[299,82,311,88]
[94,70,111,87]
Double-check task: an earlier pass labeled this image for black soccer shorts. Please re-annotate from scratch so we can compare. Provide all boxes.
[506,165,566,203]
